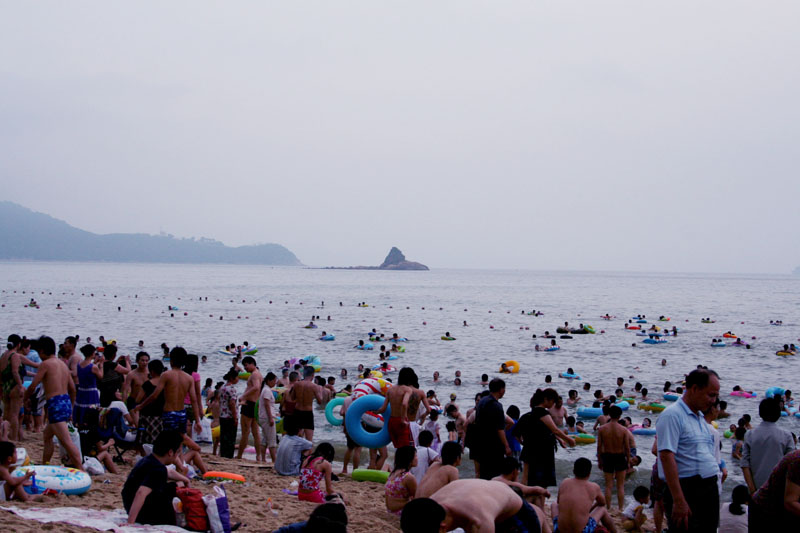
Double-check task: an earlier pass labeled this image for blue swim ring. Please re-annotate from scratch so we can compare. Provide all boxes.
[344,394,391,449]
[632,427,656,436]
[577,407,603,419]
[320,335,335,341]
[325,397,345,426]
[766,387,786,399]
[615,401,630,411]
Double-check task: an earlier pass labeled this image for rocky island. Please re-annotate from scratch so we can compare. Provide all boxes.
[326,247,429,271]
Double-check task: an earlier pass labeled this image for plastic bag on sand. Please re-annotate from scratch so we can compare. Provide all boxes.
[55,423,82,462]
[193,417,213,443]
[203,485,232,533]
[83,456,105,475]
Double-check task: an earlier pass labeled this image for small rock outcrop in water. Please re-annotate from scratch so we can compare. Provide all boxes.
[379,247,429,270]
[324,247,429,270]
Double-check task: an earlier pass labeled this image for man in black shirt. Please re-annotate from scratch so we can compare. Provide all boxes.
[474,378,511,480]
[122,430,187,525]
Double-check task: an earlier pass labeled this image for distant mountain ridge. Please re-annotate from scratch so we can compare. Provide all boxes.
[0,201,302,265]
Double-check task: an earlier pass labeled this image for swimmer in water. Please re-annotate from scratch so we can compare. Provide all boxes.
[340,368,347,378]
[480,374,489,386]
[454,377,462,386]
[201,355,207,364]
[433,371,440,383]
[567,390,580,407]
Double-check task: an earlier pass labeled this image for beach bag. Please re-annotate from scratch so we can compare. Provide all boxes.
[203,485,232,533]
[55,423,82,464]
[83,456,104,475]
[177,486,209,531]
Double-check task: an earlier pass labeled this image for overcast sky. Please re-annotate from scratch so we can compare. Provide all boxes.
[2,2,799,273]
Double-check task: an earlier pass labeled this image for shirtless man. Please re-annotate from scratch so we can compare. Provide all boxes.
[287,366,324,442]
[549,396,568,427]
[376,367,428,449]
[23,336,84,470]
[61,336,81,385]
[402,479,546,533]
[552,458,616,533]
[416,441,462,498]
[122,351,150,427]
[1,335,24,441]
[277,368,290,389]
[492,456,551,511]
[445,404,467,445]
[133,347,201,439]
[236,356,263,459]
[596,405,630,509]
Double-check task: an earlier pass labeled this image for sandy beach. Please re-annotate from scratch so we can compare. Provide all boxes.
[3,429,655,532]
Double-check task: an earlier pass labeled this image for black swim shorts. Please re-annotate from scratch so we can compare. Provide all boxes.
[601,452,629,474]
[240,400,256,418]
[294,409,315,430]
[498,497,541,533]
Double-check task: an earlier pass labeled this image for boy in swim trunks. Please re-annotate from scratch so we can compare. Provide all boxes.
[596,405,631,509]
[376,367,429,449]
[236,356,262,460]
[552,458,617,533]
[23,336,84,470]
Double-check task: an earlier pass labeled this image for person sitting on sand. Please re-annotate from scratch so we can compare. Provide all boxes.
[386,445,418,515]
[298,442,336,503]
[275,417,313,476]
[621,486,650,531]
[402,479,547,533]
[416,441,462,498]
[492,456,550,510]
[552,457,617,533]
[0,441,43,501]
[123,430,190,525]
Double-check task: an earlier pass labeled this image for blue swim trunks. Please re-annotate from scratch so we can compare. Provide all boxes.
[553,516,596,533]
[162,409,187,434]
[47,393,73,424]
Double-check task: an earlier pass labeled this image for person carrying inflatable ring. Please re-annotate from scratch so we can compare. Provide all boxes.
[375,367,428,448]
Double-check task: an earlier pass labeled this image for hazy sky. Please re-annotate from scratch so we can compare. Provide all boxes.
[2,2,799,273]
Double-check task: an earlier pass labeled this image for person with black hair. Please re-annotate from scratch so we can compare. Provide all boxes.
[656,368,721,532]
[417,441,462,498]
[621,486,650,531]
[514,388,575,489]
[402,479,544,533]
[473,378,510,480]
[218,369,239,458]
[386,445,418,515]
[552,458,616,533]
[491,456,550,510]
[23,336,83,469]
[0,440,43,501]
[750,449,800,529]
[133,347,202,438]
[136,359,166,445]
[411,429,439,482]
[258,371,279,463]
[375,367,429,449]
[597,404,632,509]
[97,344,131,407]
[237,355,262,460]
[718,484,748,532]
[123,430,189,525]
[298,442,336,503]
[73,344,103,425]
[742,396,794,494]
[275,416,313,476]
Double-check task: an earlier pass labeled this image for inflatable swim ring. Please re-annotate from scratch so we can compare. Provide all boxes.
[13,465,91,495]
[372,364,396,372]
[577,407,603,419]
[765,387,786,399]
[12,448,29,468]
[626,325,641,330]
[574,433,596,445]
[304,325,318,329]
[723,430,733,438]
[730,391,757,398]
[615,400,630,411]
[352,378,392,399]
[325,397,346,426]
[369,370,383,378]
[711,342,726,347]
[351,468,390,483]
[638,402,666,413]
[556,327,570,334]
[386,355,399,361]
[204,471,245,484]
[238,371,251,379]
[776,351,795,357]
[659,317,671,322]
[344,394,391,449]
[320,335,335,341]
[701,320,715,323]
[621,397,636,405]
[392,338,408,342]
[632,427,656,436]
[636,320,647,324]
[441,336,456,341]
[500,360,520,374]
[356,343,374,350]
[663,393,679,402]
[583,325,596,334]
[723,333,737,338]
[559,372,581,380]
[643,338,668,345]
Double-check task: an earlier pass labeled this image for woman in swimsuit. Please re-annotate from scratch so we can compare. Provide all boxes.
[298,442,335,503]
[385,445,418,515]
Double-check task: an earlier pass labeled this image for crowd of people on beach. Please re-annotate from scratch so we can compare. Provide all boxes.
[2,328,800,532]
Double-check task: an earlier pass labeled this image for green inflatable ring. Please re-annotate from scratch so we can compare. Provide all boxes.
[325,397,346,426]
[351,468,389,483]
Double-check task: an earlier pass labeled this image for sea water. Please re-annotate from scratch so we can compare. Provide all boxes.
[2,261,799,497]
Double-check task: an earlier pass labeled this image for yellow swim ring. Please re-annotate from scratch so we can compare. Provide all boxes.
[500,360,520,374]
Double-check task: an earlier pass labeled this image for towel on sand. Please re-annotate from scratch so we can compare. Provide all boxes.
[1,505,189,533]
